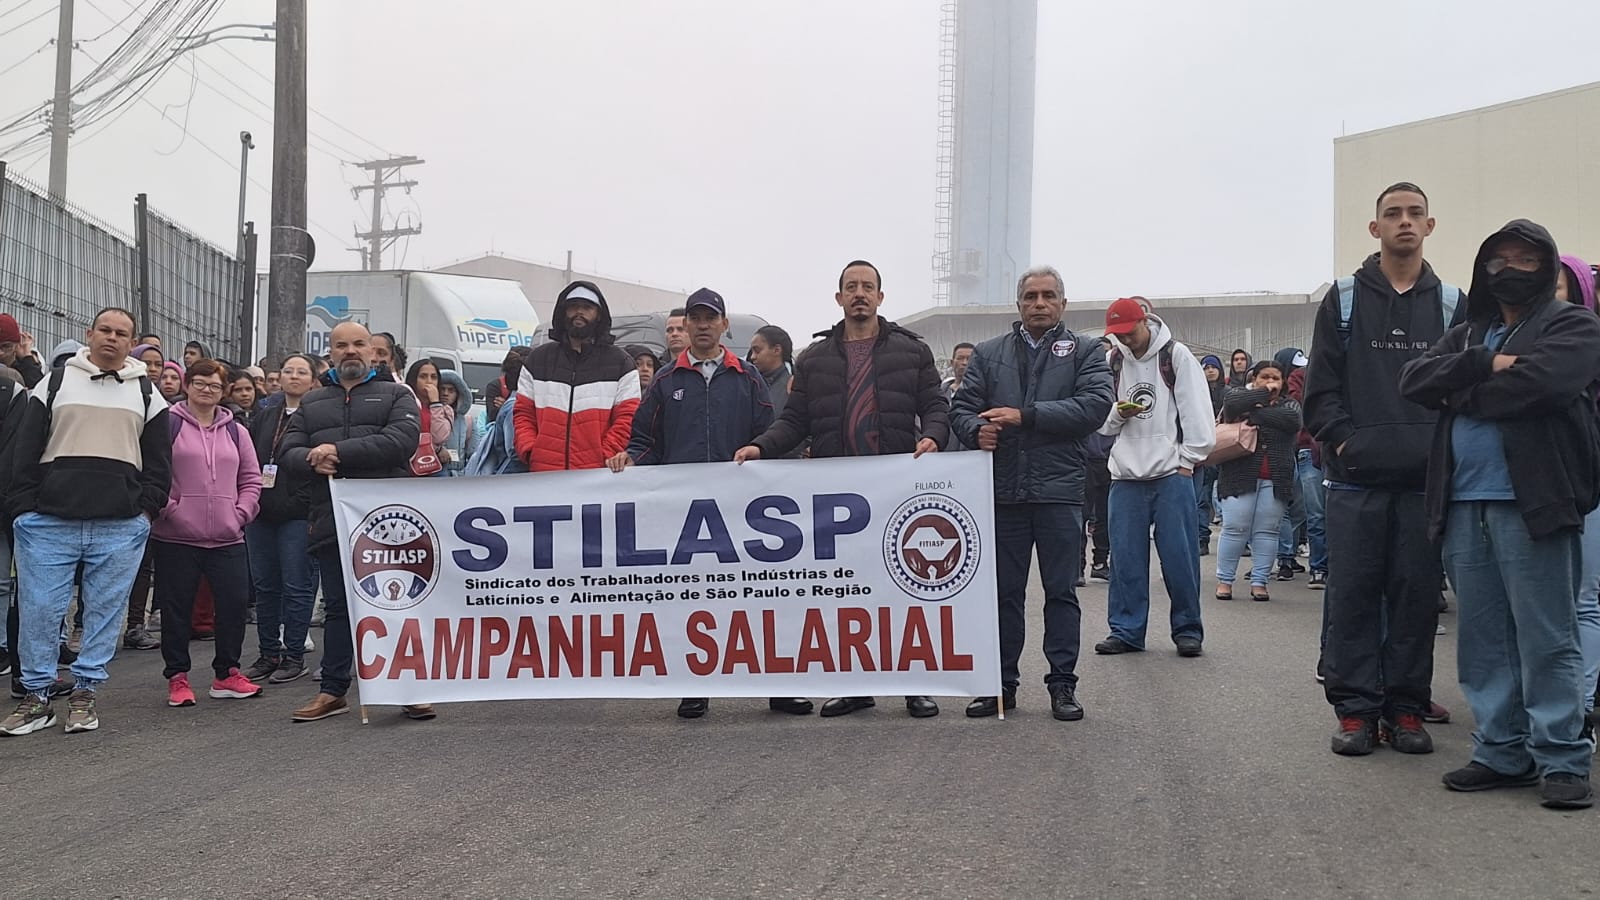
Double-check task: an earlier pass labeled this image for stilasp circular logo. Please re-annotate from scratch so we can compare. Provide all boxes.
[882,493,982,601]
[350,505,440,610]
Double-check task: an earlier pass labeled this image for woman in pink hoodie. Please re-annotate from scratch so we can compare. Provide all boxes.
[153,358,264,707]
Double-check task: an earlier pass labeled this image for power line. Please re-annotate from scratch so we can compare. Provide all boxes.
[0,1,54,38]
[0,38,50,80]
[0,0,47,25]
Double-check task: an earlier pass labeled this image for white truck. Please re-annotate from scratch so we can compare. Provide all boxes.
[254,270,539,395]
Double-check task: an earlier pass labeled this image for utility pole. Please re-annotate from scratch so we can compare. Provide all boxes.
[265,0,310,366]
[352,156,422,270]
[46,0,75,201]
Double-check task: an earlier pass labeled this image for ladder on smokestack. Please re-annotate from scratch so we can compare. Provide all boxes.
[931,0,958,307]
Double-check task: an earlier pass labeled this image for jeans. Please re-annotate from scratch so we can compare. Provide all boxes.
[996,503,1082,691]
[1196,466,1218,542]
[154,541,251,681]
[1295,452,1328,573]
[1575,507,1600,713]
[246,520,316,660]
[1106,474,1203,648]
[1079,456,1111,573]
[316,545,355,698]
[1443,501,1591,777]
[1216,480,1285,586]
[1322,488,1438,719]
[1277,466,1306,563]
[14,512,150,693]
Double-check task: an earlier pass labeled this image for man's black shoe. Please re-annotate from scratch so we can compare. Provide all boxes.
[1088,565,1110,584]
[1331,716,1379,756]
[1442,761,1540,792]
[1199,537,1210,557]
[767,697,813,715]
[905,695,939,718]
[11,674,73,700]
[676,698,709,719]
[1048,684,1084,721]
[1174,636,1203,658]
[1094,637,1140,655]
[965,693,1015,718]
[1541,773,1594,809]
[1275,561,1295,582]
[1308,571,1327,590]
[1289,558,1306,573]
[1380,713,1434,754]
[820,696,875,718]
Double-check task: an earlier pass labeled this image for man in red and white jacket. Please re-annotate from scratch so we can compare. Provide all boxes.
[514,281,639,472]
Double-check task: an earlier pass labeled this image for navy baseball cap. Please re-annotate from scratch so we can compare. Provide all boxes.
[686,288,726,315]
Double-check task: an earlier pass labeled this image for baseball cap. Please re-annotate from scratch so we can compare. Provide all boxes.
[0,314,21,345]
[685,287,726,316]
[1103,298,1148,336]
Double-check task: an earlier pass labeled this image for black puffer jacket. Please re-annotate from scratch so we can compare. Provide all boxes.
[950,322,1114,503]
[278,370,420,550]
[1217,387,1301,502]
[752,317,948,458]
[249,401,312,524]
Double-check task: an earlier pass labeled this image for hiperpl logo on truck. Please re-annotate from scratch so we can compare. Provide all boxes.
[455,318,538,349]
[306,296,369,356]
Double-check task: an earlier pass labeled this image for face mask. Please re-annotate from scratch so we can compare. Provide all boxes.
[1486,267,1545,307]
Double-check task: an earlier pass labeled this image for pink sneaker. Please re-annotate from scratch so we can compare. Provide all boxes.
[167,673,196,707]
[209,668,264,700]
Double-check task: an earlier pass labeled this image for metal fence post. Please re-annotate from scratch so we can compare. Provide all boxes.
[133,192,151,333]
[240,221,257,359]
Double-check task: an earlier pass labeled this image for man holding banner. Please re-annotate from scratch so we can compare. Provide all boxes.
[607,287,814,719]
[735,260,950,719]
[950,265,1113,720]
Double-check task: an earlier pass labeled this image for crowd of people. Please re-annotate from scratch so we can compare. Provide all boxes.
[0,180,1594,812]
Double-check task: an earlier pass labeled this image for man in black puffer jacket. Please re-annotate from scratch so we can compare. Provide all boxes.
[950,265,1114,722]
[277,322,421,724]
[737,260,948,719]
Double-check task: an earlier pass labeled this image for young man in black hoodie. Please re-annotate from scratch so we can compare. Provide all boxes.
[1304,182,1457,757]
[1400,220,1599,810]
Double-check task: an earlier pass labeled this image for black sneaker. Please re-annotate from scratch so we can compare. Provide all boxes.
[1331,716,1379,756]
[1542,773,1595,809]
[1289,559,1306,573]
[1088,565,1110,584]
[965,692,1016,718]
[676,698,709,719]
[1275,561,1296,582]
[1308,571,1326,590]
[1093,636,1140,655]
[1199,537,1210,557]
[243,656,281,683]
[1174,636,1203,658]
[1380,713,1434,754]
[268,657,309,685]
[1442,761,1540,792]
[1048,684,1084,721]
[11,674,73,700]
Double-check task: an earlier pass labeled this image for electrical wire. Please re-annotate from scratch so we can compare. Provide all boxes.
[0,37,50,80]
[0,0,45,25]
[0,1,53,38]
[151,51,196,155]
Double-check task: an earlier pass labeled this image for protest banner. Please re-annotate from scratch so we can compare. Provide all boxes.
[329,453,1001,706]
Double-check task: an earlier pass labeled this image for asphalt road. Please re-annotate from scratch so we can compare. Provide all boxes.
[1,559,1594,900]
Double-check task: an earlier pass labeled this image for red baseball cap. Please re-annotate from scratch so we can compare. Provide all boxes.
[1103,298,1148,336]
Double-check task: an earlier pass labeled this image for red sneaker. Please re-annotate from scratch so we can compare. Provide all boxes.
[167,673,196,707]
[209,668,264,700]
[1421,701,1450,724]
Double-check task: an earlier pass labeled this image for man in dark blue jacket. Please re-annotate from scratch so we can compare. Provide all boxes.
[950,265,1114,721]
[608,288,811,721]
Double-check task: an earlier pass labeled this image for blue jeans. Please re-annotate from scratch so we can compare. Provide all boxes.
[1443,501,1591,777]
[996,503,1082,690]
[1107,474,1203,648]
[247,520,316,660]
[1296,452,1327,572]
[316,545,355,697]
[1196,467,1218,542]
[1577,507,1600,712]
[13,512,150,693]
[1216,480,1284,587]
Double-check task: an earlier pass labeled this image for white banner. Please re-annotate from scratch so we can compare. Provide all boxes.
[329,453,1001,704]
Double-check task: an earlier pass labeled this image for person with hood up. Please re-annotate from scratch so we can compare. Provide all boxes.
[1304,182,1459,758]
[1226,349,1252,388]
[181,341,208,369]
[1271,347,1311,583]
[1093,298,1214,659]
[1399,219,1600,810]
[157,360,185,403]
[1553,254,1600,745]
[1196,354,1226,556]
[437,368,480,476]
[151,358,263,707]
[1200,355,1226,415]
[1214,359,1302,602]
[49,339,84,370]
[513,281,640,472]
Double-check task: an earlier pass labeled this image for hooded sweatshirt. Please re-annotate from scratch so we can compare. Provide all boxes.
[1098,314,1216,480]
[1303,252,1456,490]
[153,401,262,547]
[1200,354,1225,414]
[1400,219,1600,541]
[438,368,480,475]
[1226,349,1252,388]
[1560,254,1596,311]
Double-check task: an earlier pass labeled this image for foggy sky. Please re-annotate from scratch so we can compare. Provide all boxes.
[3,0,1600,341]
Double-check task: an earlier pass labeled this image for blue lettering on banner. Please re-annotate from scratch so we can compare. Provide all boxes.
[456,318,539,349]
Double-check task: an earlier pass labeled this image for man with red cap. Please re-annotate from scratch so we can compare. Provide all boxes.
[1094,298,1215,659]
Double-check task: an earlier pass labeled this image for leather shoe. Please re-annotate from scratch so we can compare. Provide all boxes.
[1094,636,1141,654]
[905,695,939,718]
[677,698,709,718]
[820,696,875,717]
[290,692,348,722]
[1175,636,1203,658]
[965,693,1016,718]
[768,697,814,715]
[402,704,436,720]
[1049,684,1084,721]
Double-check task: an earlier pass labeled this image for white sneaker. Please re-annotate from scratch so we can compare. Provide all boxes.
[303,634,315,652]
[1436,622,1447,636]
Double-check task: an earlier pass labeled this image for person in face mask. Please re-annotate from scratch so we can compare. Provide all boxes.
[1400,220,1600,810]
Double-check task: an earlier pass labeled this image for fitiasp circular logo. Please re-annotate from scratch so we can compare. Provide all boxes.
[350,505,440,610]
[882,494,981,601]
[1128,381,1157,419]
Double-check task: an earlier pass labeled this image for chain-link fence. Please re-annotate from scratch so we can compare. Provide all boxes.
[0,161,248,364]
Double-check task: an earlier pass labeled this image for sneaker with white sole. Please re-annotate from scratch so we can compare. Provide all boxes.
[168,673,196,707]
[210,668,263,699]
[63,689,98,733]
[0,694,56,736]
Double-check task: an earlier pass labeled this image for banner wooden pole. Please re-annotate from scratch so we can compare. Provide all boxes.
[360,705,369,725]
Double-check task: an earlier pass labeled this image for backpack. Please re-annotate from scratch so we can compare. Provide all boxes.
[463,401,527,477]
[46,366,153,418]
[1335,276,1460,347]
[1108,343,1182,442]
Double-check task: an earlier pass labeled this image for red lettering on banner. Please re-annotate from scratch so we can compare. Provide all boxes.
[479,617,511,679]
[837,607,875,672]
[550,616,584,677]
[686,611,718,676]
[432,618,474,679]
[508,616,545,678]
[940,606,974,671]
[897,606,937,671]
[357,617,388,679]
[630,613,666,676]
[795,608,836,672]
[761,609,795,674]
[389,618,428,679]
[877,606,892,669]
[591,614,627,677]
[722,610,760,674]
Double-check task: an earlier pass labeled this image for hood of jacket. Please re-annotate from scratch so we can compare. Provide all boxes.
[1560,254,1596,311]
[438,368,473,417]
[1465,219,1560,322]
[547,280,616,346]
[67,348,148,382]
[51,339,85,368]
[1272,347,1307,376]
[1356,251,1445,299]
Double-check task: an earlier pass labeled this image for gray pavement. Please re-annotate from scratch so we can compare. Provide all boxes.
[1,558,1594,900]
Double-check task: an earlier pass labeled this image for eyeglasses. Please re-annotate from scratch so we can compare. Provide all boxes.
[189,382,224,393]
[1485,254,1541,275]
